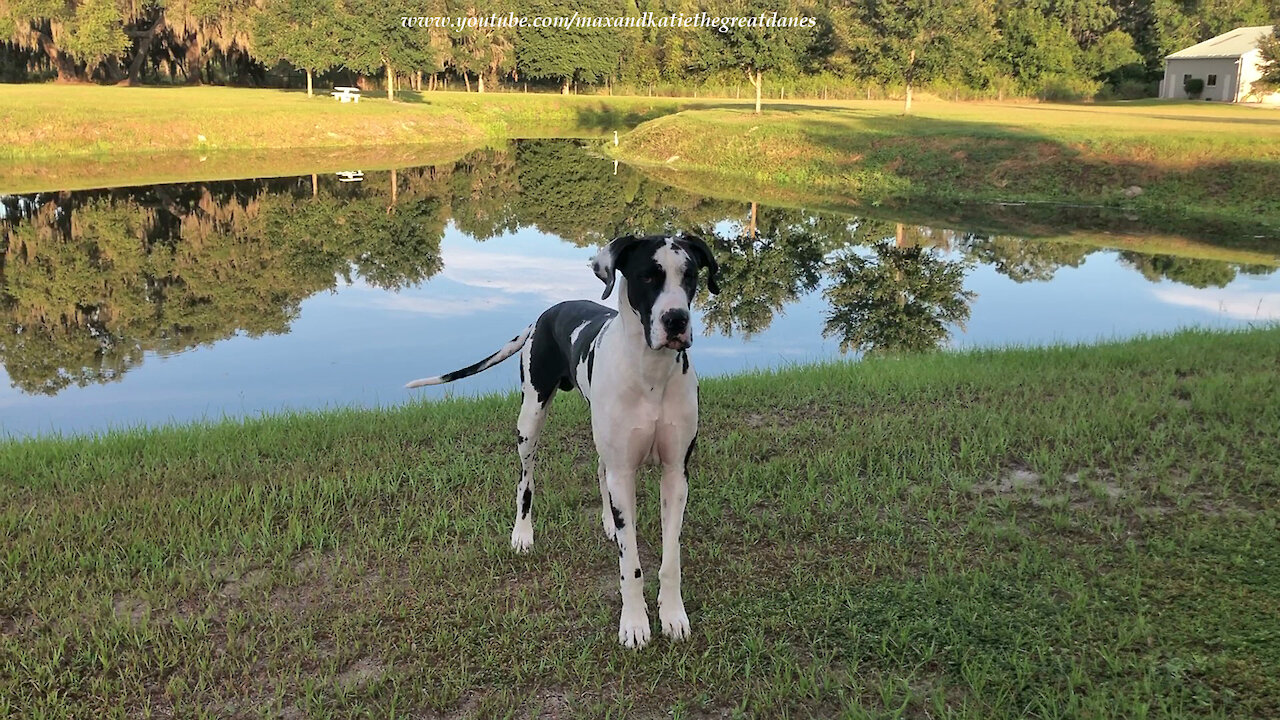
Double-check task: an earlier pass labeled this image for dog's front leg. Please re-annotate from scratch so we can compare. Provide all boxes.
[658,459,690,640]
[606,466,650,648]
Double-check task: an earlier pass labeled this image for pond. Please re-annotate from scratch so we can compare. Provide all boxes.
[2,140,1278,437]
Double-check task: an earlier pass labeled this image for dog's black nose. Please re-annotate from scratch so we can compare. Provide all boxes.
[662,309,689,334]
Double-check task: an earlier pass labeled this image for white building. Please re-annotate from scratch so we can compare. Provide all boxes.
[1160,25,1279,104]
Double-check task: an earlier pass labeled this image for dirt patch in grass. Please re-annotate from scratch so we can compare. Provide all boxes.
[219,567,272,600]
[336,656,387,691]
[111,594,150,623]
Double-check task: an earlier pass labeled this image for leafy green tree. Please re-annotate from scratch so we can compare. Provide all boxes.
[704,0,822,113]
[1081,28,1143,84]
[336,0,437,100]
[1255,29,1280,93]
[995,4,1082,87]
[251,0,340,96]
[516,0,629,93]
[1,0,132,81]
[855,0,989,113]
[823,240,974,354]
[447,0,516,91]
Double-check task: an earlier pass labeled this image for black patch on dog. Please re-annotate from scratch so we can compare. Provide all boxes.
[516,432,527,444]
[678,350,689,374]
[586,347,595,384]
[634,568,641,579]
[521,487,532,518]
[677,233,722,295]
[616,237,678,347]
[523,301,616,407]
[684,432,698,476]
[611,503,625,530]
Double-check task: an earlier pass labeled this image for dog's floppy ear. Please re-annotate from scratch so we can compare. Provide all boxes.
[680,232,721,295]
[592,234,642,300]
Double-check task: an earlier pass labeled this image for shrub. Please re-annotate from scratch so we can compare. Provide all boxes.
[1037,74,1101,102]
[1184,77,1204,98]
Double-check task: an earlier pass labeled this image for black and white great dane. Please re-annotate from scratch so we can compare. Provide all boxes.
[405,232,720,648]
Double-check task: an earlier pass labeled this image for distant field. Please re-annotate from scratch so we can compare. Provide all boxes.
[613,100,1280,236]
[4,85,1279,237]
[2,327,1278,717]
[0,84,721,161]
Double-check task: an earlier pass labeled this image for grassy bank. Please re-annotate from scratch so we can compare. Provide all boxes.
[612,101,1280,236]
[2,327,1279,717]
[0,85,729,192]
[0,85,715,160]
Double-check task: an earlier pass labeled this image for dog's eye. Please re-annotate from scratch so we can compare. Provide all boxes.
[644,272,662,284]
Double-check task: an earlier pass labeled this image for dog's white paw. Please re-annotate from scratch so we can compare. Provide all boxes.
[659,602,690,641]
[601,509,617,542]
[510,523,533,553]
[617,608,651,649]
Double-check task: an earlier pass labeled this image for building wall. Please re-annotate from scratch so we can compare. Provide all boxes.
[1237,49,1280,104]
[1161,57,1243,101]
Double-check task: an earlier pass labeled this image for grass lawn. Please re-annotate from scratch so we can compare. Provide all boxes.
[2,327,1278,718]
[612,100,1280,236]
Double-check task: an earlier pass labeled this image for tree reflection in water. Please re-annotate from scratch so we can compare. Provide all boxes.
[2,141,1273,396]
[823,239,974,354]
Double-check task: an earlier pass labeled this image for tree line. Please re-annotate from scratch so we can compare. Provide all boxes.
[2,0,1277,101]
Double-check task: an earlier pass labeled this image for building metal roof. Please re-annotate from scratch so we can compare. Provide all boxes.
[1166,25,1275,59]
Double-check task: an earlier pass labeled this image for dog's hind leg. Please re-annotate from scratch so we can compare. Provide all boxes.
[512,349,552,553]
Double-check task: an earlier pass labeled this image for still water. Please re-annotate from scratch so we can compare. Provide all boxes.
[2,141,1277,437]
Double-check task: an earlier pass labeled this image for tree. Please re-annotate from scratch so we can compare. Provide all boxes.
[823,240,974,354]
[857,0,988,113]
[1255,29,1280,93]
[251,0,340,97]
[705,0,822,113]
[336,0,437,101]
[448,0,515,91]
[516,0,629,94]
[1,0,132,81]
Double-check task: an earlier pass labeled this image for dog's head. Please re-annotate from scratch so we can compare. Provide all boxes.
[592,232,720,351]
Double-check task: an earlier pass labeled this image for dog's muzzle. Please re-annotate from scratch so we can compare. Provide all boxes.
[660,309,692,350]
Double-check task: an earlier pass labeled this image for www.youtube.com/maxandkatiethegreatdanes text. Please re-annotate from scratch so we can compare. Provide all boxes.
[400,11,817,33]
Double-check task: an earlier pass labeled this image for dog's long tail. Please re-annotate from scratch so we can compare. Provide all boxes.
[404,324,534,388]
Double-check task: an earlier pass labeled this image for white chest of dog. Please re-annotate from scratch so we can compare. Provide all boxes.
[406,233,720,648]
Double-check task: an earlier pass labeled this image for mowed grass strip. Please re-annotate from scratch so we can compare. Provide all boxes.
[613,101,1280,232]
[1,327,1278,718]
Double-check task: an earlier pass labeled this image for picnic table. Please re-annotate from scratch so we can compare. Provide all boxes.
[330,86,361,103]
